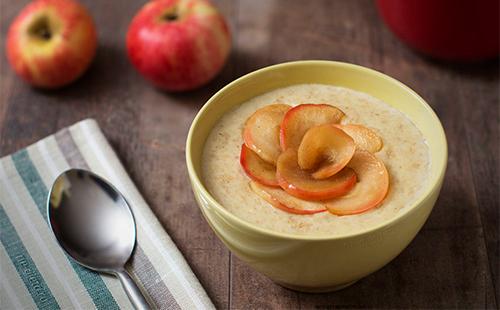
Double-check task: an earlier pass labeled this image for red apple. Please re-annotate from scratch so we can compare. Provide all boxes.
[126,0,231,91]
[6,0,97,88]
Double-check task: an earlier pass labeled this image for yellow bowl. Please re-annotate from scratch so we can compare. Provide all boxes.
[186,60,447,292]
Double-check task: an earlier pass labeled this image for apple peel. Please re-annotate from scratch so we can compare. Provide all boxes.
[276,149,357,201]
[243,104,291,164]
[326,150,389,215]
[6,0,97,88]
[240,144,279,187]
[280,104,345,150]
[298,124,356,179]
[126,0,231,91]
[249,181,327,215]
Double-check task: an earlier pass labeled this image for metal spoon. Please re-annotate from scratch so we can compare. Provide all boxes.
[47,169,150,310]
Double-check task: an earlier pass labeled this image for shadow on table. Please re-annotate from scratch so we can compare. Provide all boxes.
[30,43,131,100]
[423,57,499,80]
[270,218,492,308]
[158,45,272,109]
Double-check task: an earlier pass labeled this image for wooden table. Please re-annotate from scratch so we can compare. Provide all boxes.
[1,1,498,308]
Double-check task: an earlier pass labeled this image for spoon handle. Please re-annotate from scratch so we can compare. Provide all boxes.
[115,268,151,310]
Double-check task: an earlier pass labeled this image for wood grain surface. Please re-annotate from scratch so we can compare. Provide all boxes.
[1,0,498,309]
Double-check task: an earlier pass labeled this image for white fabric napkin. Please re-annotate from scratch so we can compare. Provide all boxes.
[0,119,214,310]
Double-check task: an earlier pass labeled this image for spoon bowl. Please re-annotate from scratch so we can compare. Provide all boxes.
[48,169,150,309]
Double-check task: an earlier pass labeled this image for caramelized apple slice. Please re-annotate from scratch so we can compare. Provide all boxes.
[240,144,279,187]
[243,104,291,164]
[335,124,383,153]
[326,150,389,215]
[250,181,327,215]
[298,124,356,179]
[276,149,357,201]
[280,104,345,150]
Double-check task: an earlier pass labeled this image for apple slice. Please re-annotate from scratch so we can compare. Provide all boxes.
[276,149,357,201]
[249,181,327,215]
[240,144,279,187]
[280,104,345,150]
[335,124,383,153]
[326,150,389,215]
[298,124,356,179]
[243,104,291,164]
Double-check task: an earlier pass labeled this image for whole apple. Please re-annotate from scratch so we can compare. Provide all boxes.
[126,0,231,91]
[6,0,97,88]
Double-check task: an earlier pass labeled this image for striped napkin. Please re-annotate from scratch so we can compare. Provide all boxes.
[0,119,214,310]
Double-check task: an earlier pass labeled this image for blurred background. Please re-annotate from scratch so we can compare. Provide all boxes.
[0,0,498,308]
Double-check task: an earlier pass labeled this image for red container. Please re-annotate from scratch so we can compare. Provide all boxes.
[376,0,499,61]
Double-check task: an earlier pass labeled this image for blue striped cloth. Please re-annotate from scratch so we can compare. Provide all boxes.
[0,119,214,310]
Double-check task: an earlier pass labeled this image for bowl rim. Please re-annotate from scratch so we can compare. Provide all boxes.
[186,60,448,241]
